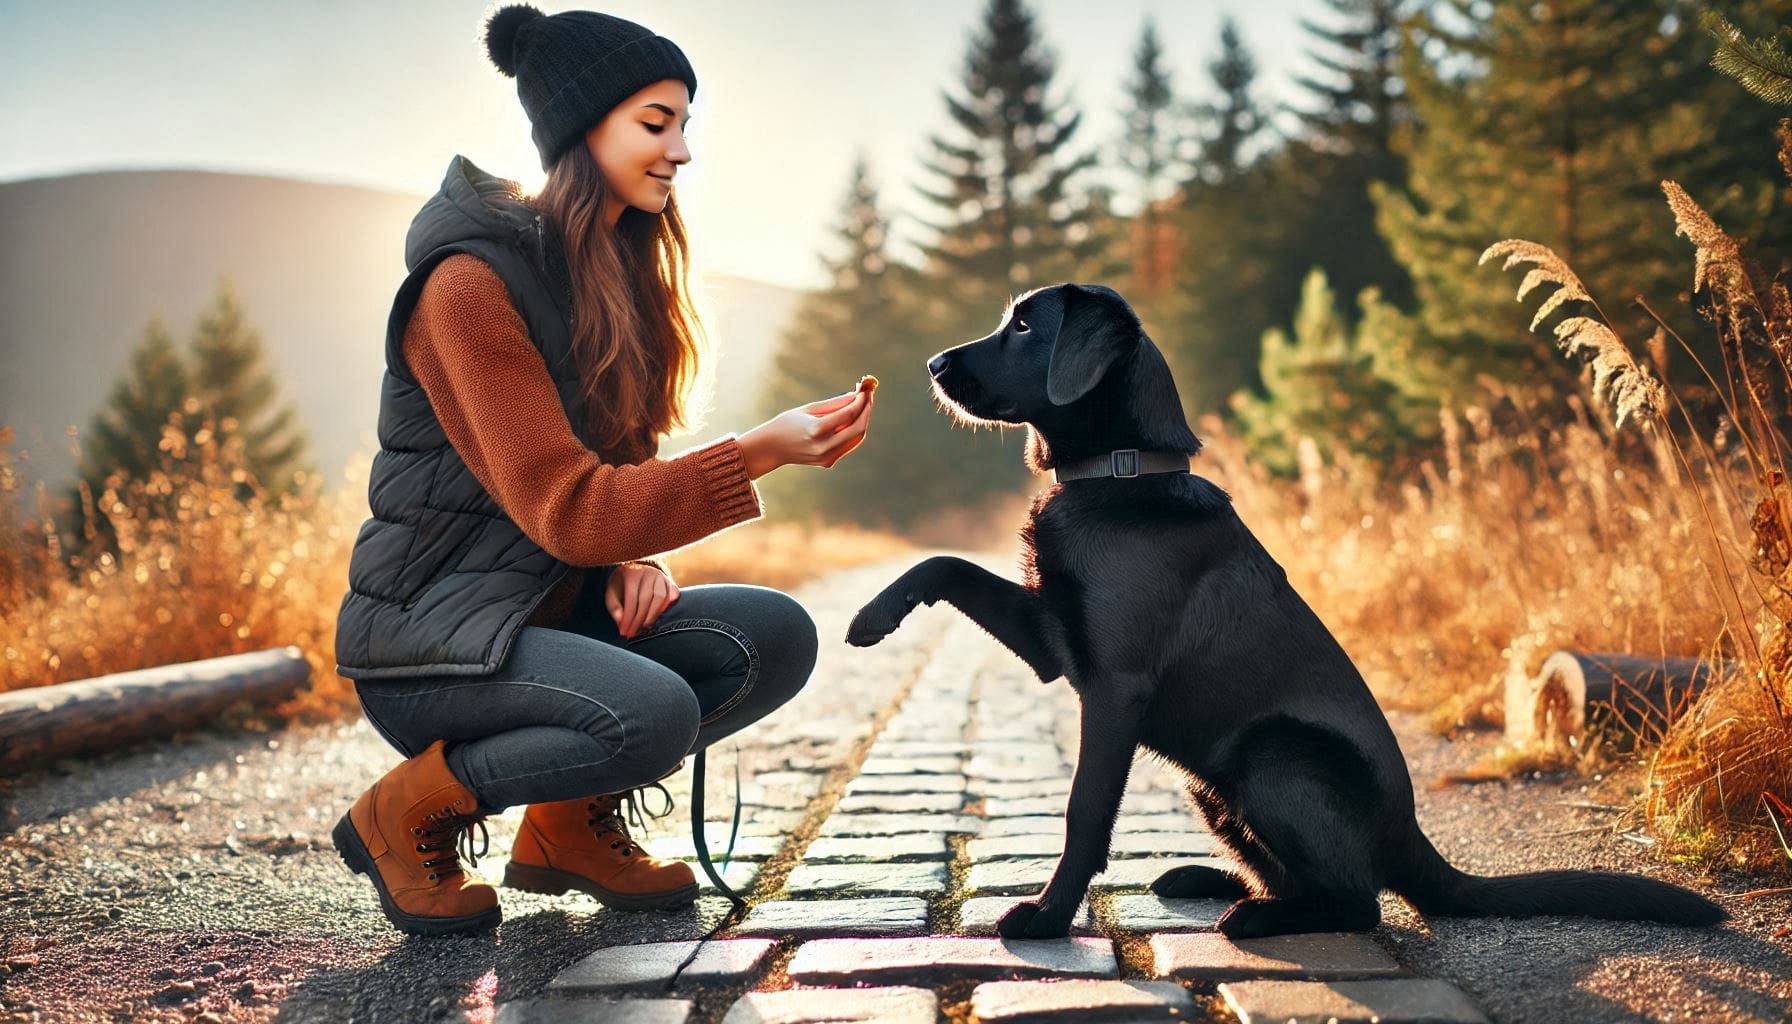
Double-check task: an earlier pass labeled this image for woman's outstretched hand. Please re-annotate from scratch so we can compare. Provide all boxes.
[606,562,679,639]
[738,385,875,480]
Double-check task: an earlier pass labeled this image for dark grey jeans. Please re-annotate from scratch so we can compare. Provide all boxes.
[353,581,819,814]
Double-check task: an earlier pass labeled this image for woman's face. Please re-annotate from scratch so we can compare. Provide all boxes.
[586,79,691,225]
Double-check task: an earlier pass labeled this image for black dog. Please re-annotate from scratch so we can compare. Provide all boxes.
[846,282,1726,940]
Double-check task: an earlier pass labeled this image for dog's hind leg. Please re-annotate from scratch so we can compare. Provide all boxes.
[1150,863,1250,900]
[847,555,1064,681]
[997,679,1152,939]
[1213,720,1383,939]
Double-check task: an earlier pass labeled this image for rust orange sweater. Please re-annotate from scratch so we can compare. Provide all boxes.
[401,253,762,628]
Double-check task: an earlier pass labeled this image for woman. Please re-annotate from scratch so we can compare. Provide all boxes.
[329,4,874,936]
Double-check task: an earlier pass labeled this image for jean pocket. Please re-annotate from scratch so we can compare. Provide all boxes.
[626,617,760,725]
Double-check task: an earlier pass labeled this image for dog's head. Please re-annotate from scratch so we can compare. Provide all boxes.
[926,283,1199,468]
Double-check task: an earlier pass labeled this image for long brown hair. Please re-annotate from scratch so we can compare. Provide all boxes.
[524,142,708,465]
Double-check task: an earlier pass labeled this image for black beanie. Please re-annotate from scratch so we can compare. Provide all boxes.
[484,5,698,172]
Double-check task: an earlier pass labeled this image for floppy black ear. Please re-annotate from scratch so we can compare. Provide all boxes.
[1044,284,1139,405]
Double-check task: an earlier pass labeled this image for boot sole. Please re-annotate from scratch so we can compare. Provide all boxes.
[502,860,701,911]
[332,812,501,936]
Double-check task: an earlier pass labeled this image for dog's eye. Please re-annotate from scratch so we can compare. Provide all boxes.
[1013,320,1030,334]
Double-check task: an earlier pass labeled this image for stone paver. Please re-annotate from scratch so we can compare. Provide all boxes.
[651,834,784,862]
[496,999,692,1024]
[547,939,779,994]
[734,897,928,937]
[970,979,1195,1022]
[967,833,1068,861]
[783,861,948,897]
[836,791,965,814]
[980,816,1070,837]
[956,895,1096,935]
[786,937,1119,985]
[1218,979,1492,1024]
[875,741,971,757]
[802,834,951,863]
[1150,932,1405,985]
[983,796,1070,816]
[859,756,965,775]
[1108,894,1231,931]
[847,773,969,795]
[971,778,1072,799]
[820,812,983,836]
[721,986,939,1024]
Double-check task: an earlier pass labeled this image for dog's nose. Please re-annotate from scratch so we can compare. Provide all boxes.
[928,354,949,378]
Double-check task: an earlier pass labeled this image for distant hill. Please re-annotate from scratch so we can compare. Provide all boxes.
[0,168,802,498]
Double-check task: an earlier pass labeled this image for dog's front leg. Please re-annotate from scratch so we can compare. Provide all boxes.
[998,680,1151,939]
[846,556,1063,682]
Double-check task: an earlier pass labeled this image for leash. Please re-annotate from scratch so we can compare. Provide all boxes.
[688,744,747,906]
[665,743,746,990]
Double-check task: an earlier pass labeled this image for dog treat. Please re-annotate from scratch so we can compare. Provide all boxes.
[857,374,879,395]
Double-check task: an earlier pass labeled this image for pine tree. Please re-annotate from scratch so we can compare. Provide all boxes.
[1232,269,1423,474]
[65,315,194,557]
[1191,18,1268,188]
[916,0,1103,298]
[1704,10,1792,106]
[1282,0,1416,311]
[1159,17,1282,415]
[1371,0,1782,412]
[187,278,312,498]
[1120,18,1182,298]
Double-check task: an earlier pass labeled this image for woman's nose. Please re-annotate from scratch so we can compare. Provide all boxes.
[667,137,692,165]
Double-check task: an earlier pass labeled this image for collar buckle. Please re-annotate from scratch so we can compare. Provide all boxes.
[1111,449,1140,478]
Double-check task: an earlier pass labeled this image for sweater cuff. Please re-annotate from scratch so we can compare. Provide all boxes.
[691,433,764,527]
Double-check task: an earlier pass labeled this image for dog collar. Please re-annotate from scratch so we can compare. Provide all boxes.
[1053,449,1191,483]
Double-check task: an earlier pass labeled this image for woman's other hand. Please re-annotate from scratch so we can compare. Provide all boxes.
[738,386,874,479]
[605,562,679,639]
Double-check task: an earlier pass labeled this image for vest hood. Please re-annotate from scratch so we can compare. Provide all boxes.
[405,155,545,274]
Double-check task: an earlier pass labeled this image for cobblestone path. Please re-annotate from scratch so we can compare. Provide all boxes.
[488,556,1495,1024]
[5,554,1494,1023]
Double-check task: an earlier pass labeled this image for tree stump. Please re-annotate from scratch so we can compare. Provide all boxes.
[0,647,310,772]
[1505,650,1716,748]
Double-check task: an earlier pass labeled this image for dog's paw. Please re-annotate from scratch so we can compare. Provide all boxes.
[844,588,918,647]
[995,899,1073,939]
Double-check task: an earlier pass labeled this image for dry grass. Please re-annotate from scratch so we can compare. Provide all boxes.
[1459,160,1792,876]
[1195,411,1732,735]
[0,427,914,722]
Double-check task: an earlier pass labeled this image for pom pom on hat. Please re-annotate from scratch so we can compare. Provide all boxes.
[484,3,544,78]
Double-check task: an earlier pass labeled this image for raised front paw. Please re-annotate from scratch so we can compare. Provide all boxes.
[845,585,919,647]
[995,898,1074,939]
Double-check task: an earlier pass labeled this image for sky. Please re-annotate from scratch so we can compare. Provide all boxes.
[2,0,1323,291]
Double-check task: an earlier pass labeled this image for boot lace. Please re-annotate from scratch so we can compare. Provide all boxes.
[413,805,489,882]
[587,781,676,857]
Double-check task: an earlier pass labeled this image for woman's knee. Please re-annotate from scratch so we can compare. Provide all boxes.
[745,587,819,701]
[617,661,702,776]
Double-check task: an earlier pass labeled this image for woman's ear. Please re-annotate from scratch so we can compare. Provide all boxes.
[1045,284,1139,406]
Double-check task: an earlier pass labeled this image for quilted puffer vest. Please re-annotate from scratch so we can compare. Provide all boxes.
[335,155,596,680]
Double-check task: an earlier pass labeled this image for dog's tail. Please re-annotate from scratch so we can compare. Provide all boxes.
[1389,824,1726,926]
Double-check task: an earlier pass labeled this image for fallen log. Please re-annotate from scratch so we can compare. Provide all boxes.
[1505,650,1716,749]
[0,647,310,772]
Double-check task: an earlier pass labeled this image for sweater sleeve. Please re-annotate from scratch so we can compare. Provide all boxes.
[401,253,762,568]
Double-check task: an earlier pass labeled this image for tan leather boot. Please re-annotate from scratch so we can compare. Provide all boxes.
[331,738,500,935]
[503,772,699,911]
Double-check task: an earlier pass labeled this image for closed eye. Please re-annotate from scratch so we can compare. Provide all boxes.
[644,122,666,134]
